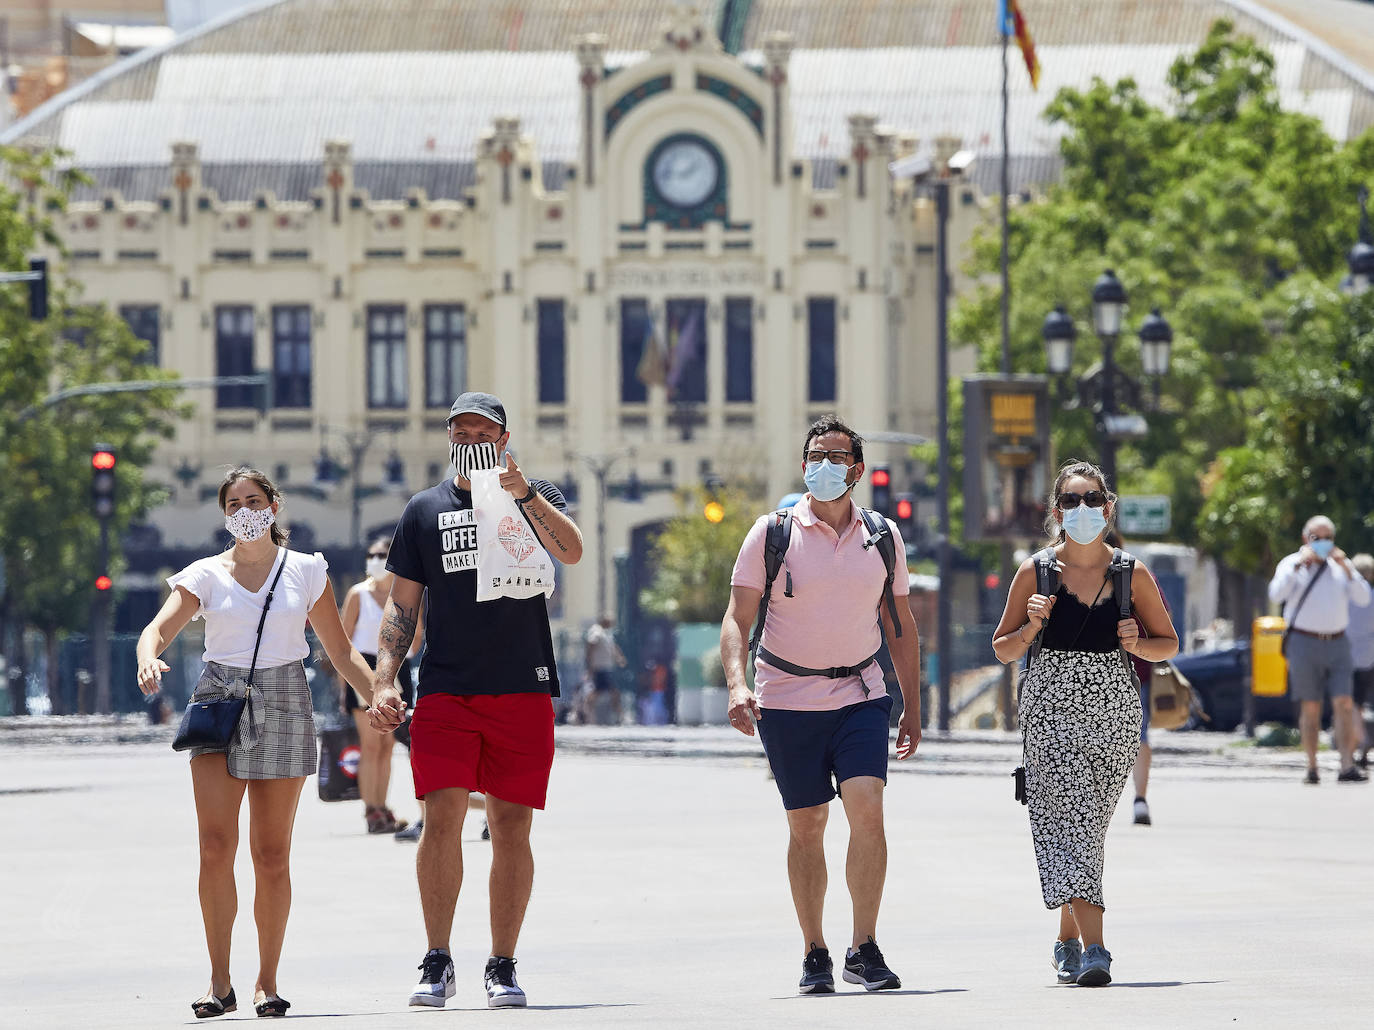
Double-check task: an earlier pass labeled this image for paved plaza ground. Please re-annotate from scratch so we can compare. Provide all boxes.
[1,721,1371,1028]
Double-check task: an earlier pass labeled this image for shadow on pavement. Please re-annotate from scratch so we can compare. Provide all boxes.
[775,988,969,999]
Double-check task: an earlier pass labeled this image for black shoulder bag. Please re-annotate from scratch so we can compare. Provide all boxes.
[172,550,288,752]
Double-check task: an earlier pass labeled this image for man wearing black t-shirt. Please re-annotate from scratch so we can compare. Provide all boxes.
[370,391,582,1010]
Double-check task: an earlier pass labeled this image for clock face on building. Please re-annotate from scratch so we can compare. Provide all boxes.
[651,139,719,209]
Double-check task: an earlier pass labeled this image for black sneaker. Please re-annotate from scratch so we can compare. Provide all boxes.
[843,937,901,991]
[484,955,527,1008]
[799,943,834,994]
[1305,768,1320,785]
[1337,766,1369,783]
[409,949,455,1008]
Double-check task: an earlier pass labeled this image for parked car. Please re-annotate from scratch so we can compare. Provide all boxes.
[1170,642,1314,732]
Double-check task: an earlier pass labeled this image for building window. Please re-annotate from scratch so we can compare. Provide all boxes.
[424,304,465,408]
[215,304,255,408]
[120,304,160,365]
[367,304,408,409]
[807,297,837,403]
[725,297,752,402]
[620,297,650,403]
[272,305,311,408]
[665,297,707,403]
[537,298,566,404]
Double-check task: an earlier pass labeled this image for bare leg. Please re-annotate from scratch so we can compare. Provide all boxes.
[1300,699,1322,772]
[1070,898,1104,949]
[417,787,468,950]
[1057,904,1080,942]
[353,709,383,813]
[785,803,829,953]
[1132,742,1151,799]
[837,776,886,949]
[487,795,536,956]
[246,776,306,999]
[1333,696,1357,769]
[190,755,248,999]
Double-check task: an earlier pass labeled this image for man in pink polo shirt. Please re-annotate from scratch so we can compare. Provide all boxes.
[720,414,921,996]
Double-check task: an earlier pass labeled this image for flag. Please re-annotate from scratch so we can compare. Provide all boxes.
[635,310,667,387]
[665,306,703,397]
[998,0,1040,90]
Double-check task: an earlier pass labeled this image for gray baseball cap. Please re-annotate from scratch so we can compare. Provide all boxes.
[447,391,506,428]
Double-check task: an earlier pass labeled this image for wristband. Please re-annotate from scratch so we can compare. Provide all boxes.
[515,487,537,505]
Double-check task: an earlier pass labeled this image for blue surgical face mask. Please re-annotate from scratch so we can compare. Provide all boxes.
[1311,538,1335,560]
[1061,504,1107,545]
[804,460,854,503]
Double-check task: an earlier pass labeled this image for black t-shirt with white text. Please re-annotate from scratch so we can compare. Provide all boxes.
[387,477,566,699]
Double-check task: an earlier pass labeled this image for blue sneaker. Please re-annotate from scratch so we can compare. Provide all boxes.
[1052,938,1082,984]
[1076,944,1112,987]
[843,937,901,991]
[798,943,834,994]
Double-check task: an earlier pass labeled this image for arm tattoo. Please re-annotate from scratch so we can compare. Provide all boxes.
[378,601,418,664]
[524,494,572,554]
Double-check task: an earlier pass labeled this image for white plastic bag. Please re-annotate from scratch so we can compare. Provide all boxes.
[469,468,556,601]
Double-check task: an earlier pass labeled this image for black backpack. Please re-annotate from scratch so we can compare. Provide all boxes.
[1026,545,1136,676]
[748,506,902,659]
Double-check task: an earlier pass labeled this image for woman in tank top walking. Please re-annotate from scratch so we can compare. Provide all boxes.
[992,460,1177,987]
[135,467,383,1019]
[340,535,422,835]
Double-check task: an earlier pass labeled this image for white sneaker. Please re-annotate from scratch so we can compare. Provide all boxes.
[1133,797,1151,825]
[484,955,527,1008]
[410,949,456,1007]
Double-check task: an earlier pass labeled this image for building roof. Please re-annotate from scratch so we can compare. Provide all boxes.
[5,0,1373,203]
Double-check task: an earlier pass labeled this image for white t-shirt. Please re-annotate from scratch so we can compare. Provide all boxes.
[167,548,330,668]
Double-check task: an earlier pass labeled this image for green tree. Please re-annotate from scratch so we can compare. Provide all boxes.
[640,485,763,624]
[0,146,185,713]
[947,21,1374,611]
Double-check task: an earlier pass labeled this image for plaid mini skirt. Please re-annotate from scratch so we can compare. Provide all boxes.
[187,660,318,780]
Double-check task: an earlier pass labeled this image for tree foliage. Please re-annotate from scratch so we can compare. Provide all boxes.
[641,485,764,624]
[948,21,1374,574]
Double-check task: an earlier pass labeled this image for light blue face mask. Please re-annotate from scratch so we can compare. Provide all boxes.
[804,460,854,502]
[1311,538,1335,560]
[1061,504,1107,545]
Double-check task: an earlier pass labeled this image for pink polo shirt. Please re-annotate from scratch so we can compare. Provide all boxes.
[731,495,909,712]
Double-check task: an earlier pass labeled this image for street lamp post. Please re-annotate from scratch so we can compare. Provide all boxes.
[316,427,407,573]
[1345,186,1374,297]
[1041,270,1173,490]
[571,449,635,619]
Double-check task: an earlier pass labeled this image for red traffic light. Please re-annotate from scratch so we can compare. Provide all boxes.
[871,468,890,488]
[92,450,117,470]
[95,575,113,591]
[895,498,913,520]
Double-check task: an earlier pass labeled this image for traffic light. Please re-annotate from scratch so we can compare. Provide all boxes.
[870,465,892,518]
[95,575,113,592]
[894,492,916,546]
[28,257,47,320]
[703,474,724,522]
[91,444,117,519]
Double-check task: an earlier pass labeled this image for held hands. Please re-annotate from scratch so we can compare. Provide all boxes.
[896,710,921,760]
[1025,593,1056,634]
[498,451,532,502]
[368,684,408,733]
[136,657,170,696]
[727,686,761,737]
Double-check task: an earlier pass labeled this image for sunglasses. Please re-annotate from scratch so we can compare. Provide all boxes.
[1058,490,1108,510]
[367,551,388,559]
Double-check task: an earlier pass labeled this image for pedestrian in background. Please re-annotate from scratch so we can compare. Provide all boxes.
[720,414,921,996]
[1346,553,1374,767]
[340,535,421,836]
[582,615,626,724]
[993,460,1177,988]
[368,391,582,1010]
[135,466,379,1019]
[1267,516,1371,784]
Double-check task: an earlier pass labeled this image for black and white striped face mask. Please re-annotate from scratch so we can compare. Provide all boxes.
[450,441,500,482]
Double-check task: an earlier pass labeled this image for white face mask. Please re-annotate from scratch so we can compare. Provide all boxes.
[450,440,500,481]
[225,506,275,543]
[365,556,388,579]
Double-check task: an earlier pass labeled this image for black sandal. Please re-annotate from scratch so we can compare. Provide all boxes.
[191,988,236,1018]
[255,994,291,1017]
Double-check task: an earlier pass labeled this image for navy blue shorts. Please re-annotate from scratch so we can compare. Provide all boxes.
[756,696,893,810]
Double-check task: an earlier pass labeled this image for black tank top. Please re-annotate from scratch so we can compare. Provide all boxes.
[1041,581,1122,654]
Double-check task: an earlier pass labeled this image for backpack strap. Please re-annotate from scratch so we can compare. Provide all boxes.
[1026,546,1060,666]
[1111,547,1139,681]
[858,507,903,638]
[748,510,794,658]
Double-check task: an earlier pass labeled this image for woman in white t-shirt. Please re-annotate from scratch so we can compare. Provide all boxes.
[340,534,422,835]
[135,467,383,1020]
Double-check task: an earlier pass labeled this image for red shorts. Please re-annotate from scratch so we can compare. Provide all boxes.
[409,693,555,809]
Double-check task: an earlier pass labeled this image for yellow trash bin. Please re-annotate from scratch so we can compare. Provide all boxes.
[1252,616,1288,697]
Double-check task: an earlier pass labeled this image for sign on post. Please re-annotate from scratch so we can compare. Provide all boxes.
[1117,494,1171,535]
[962,375,1052,542]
